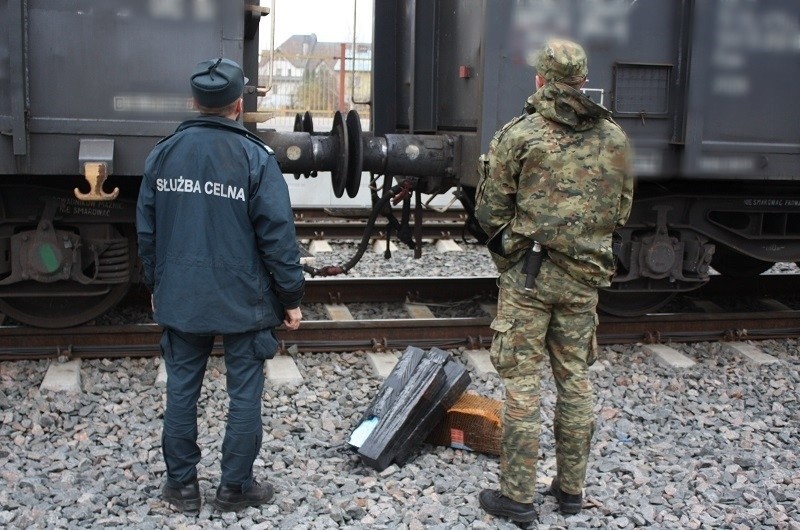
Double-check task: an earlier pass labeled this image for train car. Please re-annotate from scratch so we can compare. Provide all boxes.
[0,0,267,326]
[365,0,800,315]
[2,0,799,326]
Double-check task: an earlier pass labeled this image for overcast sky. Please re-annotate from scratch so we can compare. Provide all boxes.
[260,0,374,50]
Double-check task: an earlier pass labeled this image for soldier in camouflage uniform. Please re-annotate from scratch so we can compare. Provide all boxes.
[475,39,634,523]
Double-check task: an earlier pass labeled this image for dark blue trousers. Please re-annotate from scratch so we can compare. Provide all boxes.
[160,327,277,491]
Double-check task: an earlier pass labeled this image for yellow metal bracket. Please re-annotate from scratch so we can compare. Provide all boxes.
[75,162,120,201]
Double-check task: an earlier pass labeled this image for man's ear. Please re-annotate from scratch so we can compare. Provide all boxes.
[236,98,244,117]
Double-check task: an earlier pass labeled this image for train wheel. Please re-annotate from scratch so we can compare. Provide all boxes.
[0,282,130,328]
[597,290,676,317]
[0,219,135,328]
[711,246,772,277]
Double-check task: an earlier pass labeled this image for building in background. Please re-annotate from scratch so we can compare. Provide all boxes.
[259,34,371,118]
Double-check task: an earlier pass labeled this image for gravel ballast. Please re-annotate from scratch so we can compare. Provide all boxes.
[303,240,499,278]
[0,339,798,529]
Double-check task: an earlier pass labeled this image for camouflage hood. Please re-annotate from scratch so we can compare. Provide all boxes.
[525,82,611,132]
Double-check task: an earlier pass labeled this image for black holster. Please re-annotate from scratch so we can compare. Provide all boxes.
[523,243,547,291]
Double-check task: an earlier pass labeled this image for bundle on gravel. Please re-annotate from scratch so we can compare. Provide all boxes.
[0,339,797,529]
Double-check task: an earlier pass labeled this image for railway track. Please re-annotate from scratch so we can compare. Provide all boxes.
[293,207,470,240]
[1,276,799,360]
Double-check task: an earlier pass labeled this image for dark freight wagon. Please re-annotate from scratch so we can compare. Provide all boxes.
[0,0,267,326]
[367,0,800,314]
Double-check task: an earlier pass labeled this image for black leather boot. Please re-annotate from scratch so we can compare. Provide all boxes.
[478,489,537,523]
[162,479,201,513]
[546,478,583,514]
[213,480,274,511]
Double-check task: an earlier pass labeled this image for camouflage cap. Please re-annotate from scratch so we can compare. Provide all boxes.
[535,39,588,84]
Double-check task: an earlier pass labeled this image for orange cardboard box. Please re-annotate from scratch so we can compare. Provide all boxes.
[427,393,502,456]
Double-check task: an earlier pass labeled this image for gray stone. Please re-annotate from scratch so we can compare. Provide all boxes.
[367,352,399,379]
[40,360,82,393]
[265,357,303,385]
[0,334,797,529]
[643,345,696,369]
[722,342,780,365]
[463,350,497,375]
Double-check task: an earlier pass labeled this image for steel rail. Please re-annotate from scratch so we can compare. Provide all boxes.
[302,276,498,304]
[285,274,800,304]
[2,275,799,359]
[1,311,799,360]
[293,207,469,240]
[293,207,468,220]
[295,222,467,240]
[121,276,499,308]
[122,274,800,308]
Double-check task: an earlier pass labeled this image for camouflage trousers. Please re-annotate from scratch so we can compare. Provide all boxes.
[489,257,598,503]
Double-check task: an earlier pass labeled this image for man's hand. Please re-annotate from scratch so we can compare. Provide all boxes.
[284,307,302,330]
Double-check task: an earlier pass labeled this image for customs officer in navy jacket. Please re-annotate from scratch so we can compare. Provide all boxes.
[137,58,304,513]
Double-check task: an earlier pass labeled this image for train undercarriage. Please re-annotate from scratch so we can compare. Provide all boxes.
[2,133,799,327]
[0,179,138,327]
[0,0,796,329]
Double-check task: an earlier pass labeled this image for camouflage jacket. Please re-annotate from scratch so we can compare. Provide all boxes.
[475,82,634,287]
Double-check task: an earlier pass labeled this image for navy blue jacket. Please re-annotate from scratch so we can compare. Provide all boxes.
[136,116,304,334]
